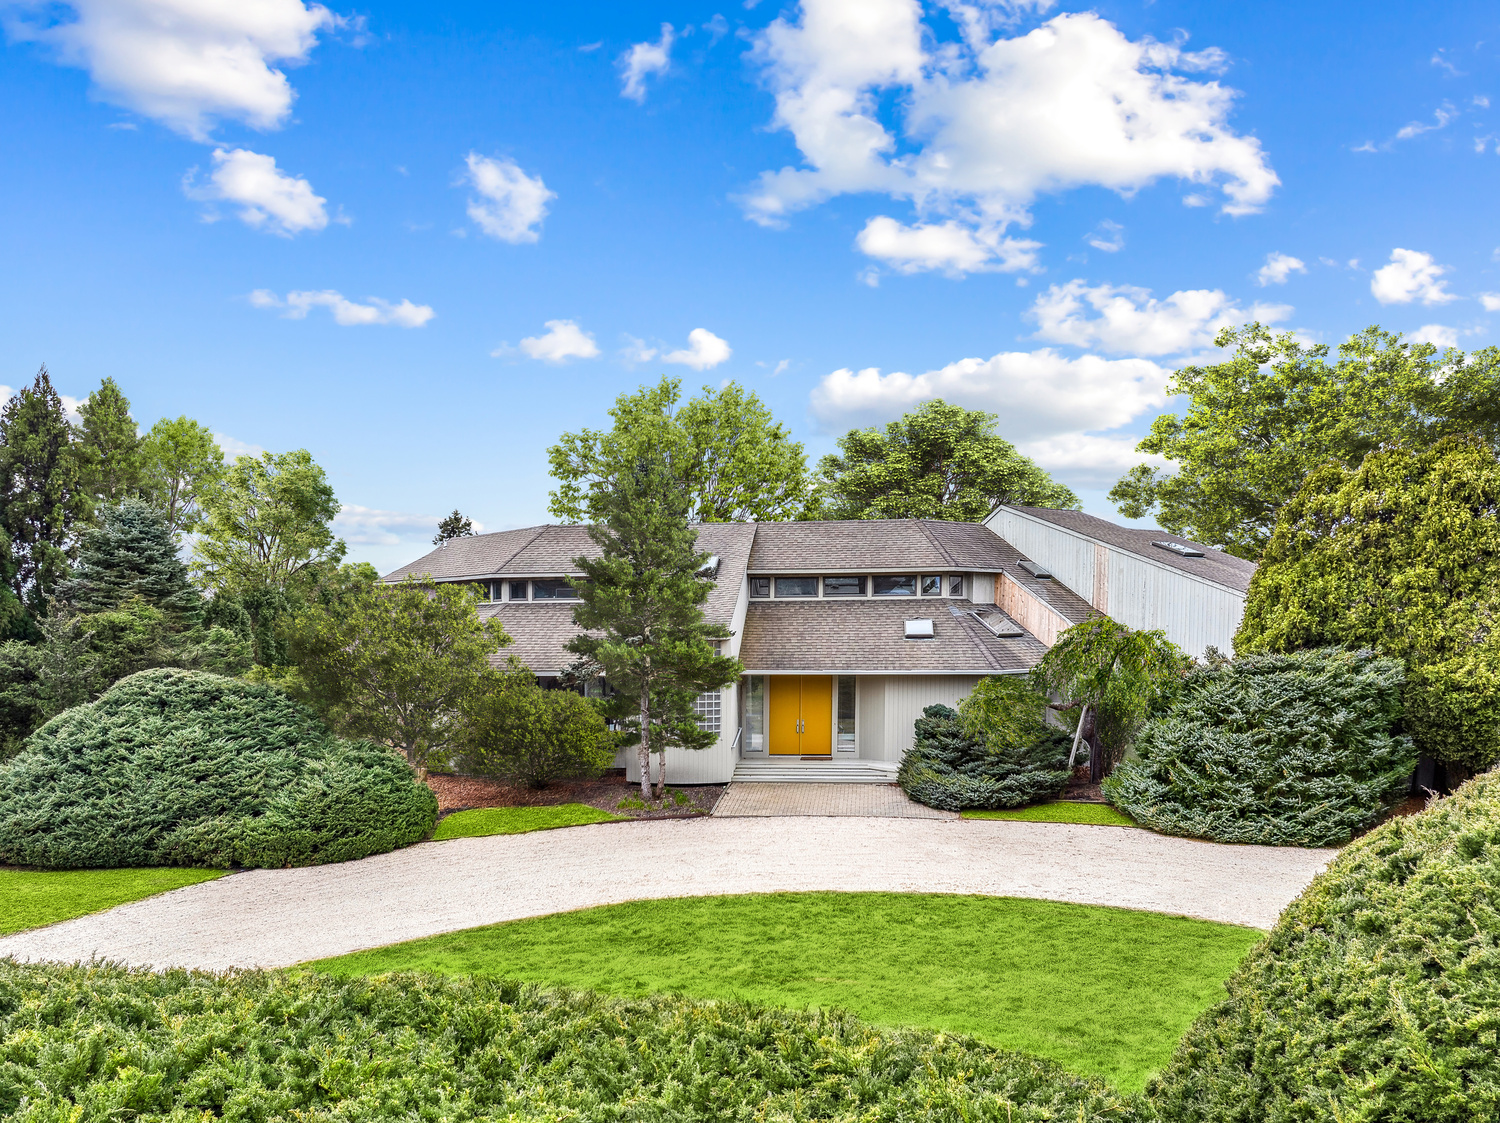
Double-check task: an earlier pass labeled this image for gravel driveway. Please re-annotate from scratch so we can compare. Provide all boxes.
[0,817,1335,972]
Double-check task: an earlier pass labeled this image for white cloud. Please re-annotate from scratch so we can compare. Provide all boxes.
[743,4,1277,273]
[1256,251,1305,286]
[1410,324,1459,348]
[184,147,328,235]
[214,433,266,458]
[1370,248,1456,305]
[619,23,674,102]
[1480,293,1500,312]
[1028,280,1290,356]
[1016,432,1171,489]
[250,289,434,327]
[515,320,601,363]
[333,504,474,547]
[1396,102,1457,139]
[6,0,335,141]
[1086,220,1124,253]
[810,347,1170,437]
[663,328,733,370]
[855,216,1040,274]
[463,153,554,243]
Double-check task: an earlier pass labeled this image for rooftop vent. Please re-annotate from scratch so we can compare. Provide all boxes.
[1152,540,1205,558]
[904,618,935,640]
[698,554,721,579]
[1017,560,1052,579]
[968,608,1024,638]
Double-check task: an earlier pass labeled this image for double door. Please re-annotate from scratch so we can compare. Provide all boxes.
[768,675,832,756]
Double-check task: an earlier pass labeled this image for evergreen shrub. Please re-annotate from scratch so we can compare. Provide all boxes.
[899,702,1072,811]
[460,664,615,788]
[0,667,436,869]
[1147,769,1500,1122]
[1103,648,1415,848]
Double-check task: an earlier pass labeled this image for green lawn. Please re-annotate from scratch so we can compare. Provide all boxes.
[311,891,1262,1092]
[963,801,1139,827]
[431,803,622,840]
[0,867,225,935]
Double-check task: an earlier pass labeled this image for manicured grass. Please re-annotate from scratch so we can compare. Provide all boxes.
[431,803,622,840]
[0,867,224,935]
[963,801,1139,827]
[311,891,1262,1092]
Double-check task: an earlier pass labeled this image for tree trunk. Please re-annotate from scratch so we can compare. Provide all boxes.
[1085,707,1103,784]
[638,685,652,801]
[656,749,666,801]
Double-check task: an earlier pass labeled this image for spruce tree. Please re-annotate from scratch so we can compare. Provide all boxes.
[567,442,741,800]
[74,377,144,508]
[54,499,201,620]
[0,366,87,623]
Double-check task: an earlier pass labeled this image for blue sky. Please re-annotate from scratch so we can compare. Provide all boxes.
[3,0,1498,572]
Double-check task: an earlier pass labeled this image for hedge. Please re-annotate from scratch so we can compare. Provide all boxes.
[0,961,1143,1123]
[1145,768,1500,1122]
[1103,648,1416,847]
[0,667,437,869]
[899,703,1072,811]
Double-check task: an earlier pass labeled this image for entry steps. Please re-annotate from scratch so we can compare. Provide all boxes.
[730,758,900,784]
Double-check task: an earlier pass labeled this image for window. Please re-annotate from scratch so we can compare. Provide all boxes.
[921,575,942,596]
[508,580,529,601]
[488,581,504,602]
[872,574,916,596]
[823,575,866,596]
[693,689,722,734]
[837,676,856,749]
[743,676,765,752]
[775,576,819,597]
[749,576,771,598]
[949,574,965,597]
[531,578,577,600]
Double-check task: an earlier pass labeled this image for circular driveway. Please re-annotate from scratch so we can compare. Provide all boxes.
[0,816,1335,972]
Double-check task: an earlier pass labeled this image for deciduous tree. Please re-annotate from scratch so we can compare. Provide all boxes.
[814,399,1077,521]
[460,660,614,788]
[140,416,225,536]
[1110,324,1500,560]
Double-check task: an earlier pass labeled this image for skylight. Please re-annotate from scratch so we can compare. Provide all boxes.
[1152,541,1205,558]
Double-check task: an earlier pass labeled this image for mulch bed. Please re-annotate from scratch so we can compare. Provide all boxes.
[426,771,725,821]
[1062,766,1106,804]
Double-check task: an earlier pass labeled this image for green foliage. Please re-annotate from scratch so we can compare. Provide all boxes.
[1146,771,1500,1122]
[433,508,475,543]
[0,365,87,625]
[548,376,813,523]
[963,802,1138,827]
[290,576,509,772]
[1110,324,1500,559]
[1103,649,1417,848]
[55,497,201,617]
[139,415,225,535]
[460,663,614,788]
[813,399,1078,521]
[0,640,48,761]
[0,867,223,935]
[958,673,1056,753]
[567,435,742,798]
[899,703,1072,811]
[1030,617,1190,779]
[0,667,436,869]
[431,803,622,840]
[72,376,144,509]
[1235,437,1500,772]
[0,959,1144,1122]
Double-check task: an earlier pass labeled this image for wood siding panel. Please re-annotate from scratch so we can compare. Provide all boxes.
[857,676,885,760]
[987,509,1097,594]
[1105,551,1244,659]
[1092,543,1109,612]
[969,572,996,604]
[995,571,1069,646]
[879,675,983,763]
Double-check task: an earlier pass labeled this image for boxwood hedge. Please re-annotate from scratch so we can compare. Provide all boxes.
[1145,769,1500,1122]
[0,961,1143,1123]
[0,667,436,869]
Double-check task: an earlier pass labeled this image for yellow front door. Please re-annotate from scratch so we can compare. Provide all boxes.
[767,676,833,755]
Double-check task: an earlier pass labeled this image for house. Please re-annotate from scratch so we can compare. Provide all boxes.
[383,513,1248,783]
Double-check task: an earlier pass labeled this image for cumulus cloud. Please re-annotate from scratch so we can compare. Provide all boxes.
[1410,324,1459,348]
[1015,432,1172,489]
[1256,251,1305,286]
[513,320,601,363]
[1370,248,1456,305]
[619,23,674,102]
[1028,280,1290,356]
[1480,293,1500,312]
[810,348,1170,437]
[6,0,336,141]
[855,216,1040,274]
[214,432,266,458]
[663,328,733,370]
[463,153,554,243]
[184,147,328,235]
[250,289,435,327]
[743,3,1277,273]
[333,505,472,547]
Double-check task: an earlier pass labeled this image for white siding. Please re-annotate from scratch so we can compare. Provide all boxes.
[856,676,886,761]
[859,674,983,763]
[625,691,739,785]
[969,572,995,604]
[988,509,1098,597]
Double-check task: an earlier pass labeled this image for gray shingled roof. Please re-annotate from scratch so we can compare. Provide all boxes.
[1004,507,1257,593]
[747,519,1015,572]
[738,599,1047,674]
[481,603,589,675]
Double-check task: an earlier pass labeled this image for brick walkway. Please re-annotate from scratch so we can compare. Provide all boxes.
[713,782,957,819]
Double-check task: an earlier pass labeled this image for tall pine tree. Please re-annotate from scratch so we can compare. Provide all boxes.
[567,442,740,800]
[74,377,144,510]
[54,498,201,620]
[0,366,87,626]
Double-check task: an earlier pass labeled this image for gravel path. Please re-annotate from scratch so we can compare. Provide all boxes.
[0,818,1335,971]
[714,783,956,818]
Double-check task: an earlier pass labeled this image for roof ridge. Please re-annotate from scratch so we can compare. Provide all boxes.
[915,519,962,568]
[488,523,550,572]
